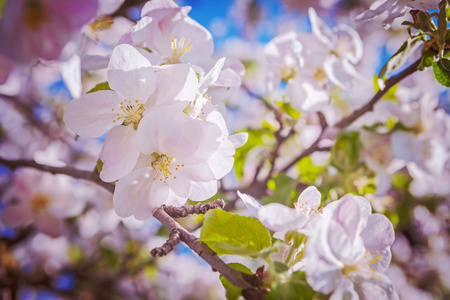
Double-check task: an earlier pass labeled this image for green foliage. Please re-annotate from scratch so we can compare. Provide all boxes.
[0,0,5,19]
[87,81,111,94]
[96,158,103,173]
[262,174,297,206]
[330,131,362,172]
[433,58,450,87]
[220,263,252,300]
[296,156,325,184]
[265,271,316,300]
[418,48,435,71]
[200,209,272,257]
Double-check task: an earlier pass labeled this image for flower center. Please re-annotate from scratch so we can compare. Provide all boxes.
[313,67,327,83]
[151,153,184,183]
[342,250,382,279]
[166,36,192,64]
[112,99,145,129]
[279,66,297,82]
[31,193,51,212]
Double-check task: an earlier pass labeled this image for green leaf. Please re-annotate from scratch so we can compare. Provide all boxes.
[273,261,290,273]
[97,158,103,173]
[87,81,111,94]
[433,58,450,87]
[296,156,325,184]
[418,48,436,71]
[378,37,422,79]
[200,209,272,257]
[220,263,252,300]
[331,131,362,172]
[261,173,297,206]
[265,272,316,300]
[0,0,6,19]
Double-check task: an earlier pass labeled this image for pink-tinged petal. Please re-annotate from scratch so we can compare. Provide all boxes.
[258,203,308,232]
[151,64,199,107]
[98,0,124,15]
[141,0,179,16]
[114,168,168,220]
[329,278,358,300]
[188,180,217,201]
[170,16,214,64]
[361,213,395,251]
[108,44,156,102]
[334,196,362,244]
[356,273,399,300]
[34,211,64,237]
[0,204,32,228]
[297,186,321,210]
[237,191,261,218]
[63,90,120,138]
[326,220,352,262]
[137,110,182,155]
[100,126,140,182]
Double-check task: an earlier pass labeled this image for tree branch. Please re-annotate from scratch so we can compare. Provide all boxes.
[152,207,263,296]
[0,157,114,193]
[335,59,421,128]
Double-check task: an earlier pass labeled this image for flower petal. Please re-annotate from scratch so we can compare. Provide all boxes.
[108,44,156,102]
[100,125,140,182]
[63,90,120,138]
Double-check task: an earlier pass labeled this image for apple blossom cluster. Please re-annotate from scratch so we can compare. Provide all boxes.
[63,0,247,220]
[239,187,398,299]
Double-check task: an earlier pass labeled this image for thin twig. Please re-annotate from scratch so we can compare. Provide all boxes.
[162,200,226,218]
[150,228,181,257]
[335,59,421,128]
[0,157,114,193]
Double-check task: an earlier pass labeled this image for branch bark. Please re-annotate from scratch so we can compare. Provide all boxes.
[0,157,114,193]
[152,207,262,296]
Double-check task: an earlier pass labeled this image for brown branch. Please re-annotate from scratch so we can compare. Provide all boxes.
[162,199,225,218]
[0,157,114,193]
[335,59,421,128]
[150,228,181,257]
[152,207,263,297]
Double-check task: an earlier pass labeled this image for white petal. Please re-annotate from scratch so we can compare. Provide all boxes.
[108,44,156,102]
[63,90,120,138]
[258,203,308,232]
[188,180,218,201]
[237,191,261,217]
[114,167,169,220]
[297,186,321,210]
[100,126,140,182]
[229,132,248,149]
[60,54,82,98]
